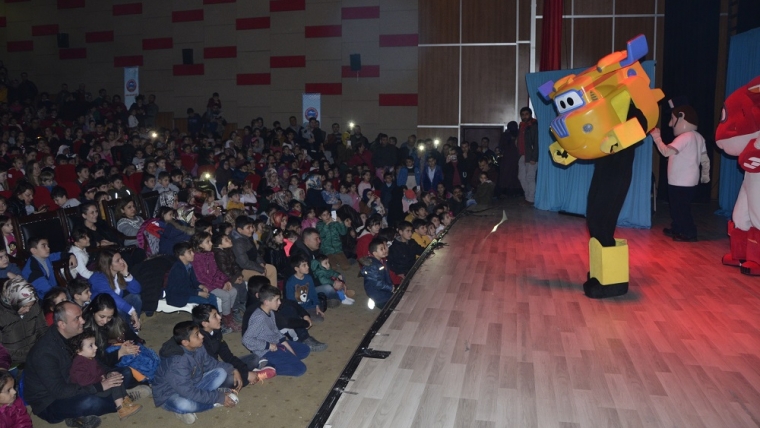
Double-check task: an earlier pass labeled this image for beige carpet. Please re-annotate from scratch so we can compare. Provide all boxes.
[31,261,379,428]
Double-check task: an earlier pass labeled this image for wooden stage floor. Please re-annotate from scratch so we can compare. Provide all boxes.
[324,201,760,428]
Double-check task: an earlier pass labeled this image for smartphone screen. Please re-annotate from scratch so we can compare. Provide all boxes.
[331,210,337,221]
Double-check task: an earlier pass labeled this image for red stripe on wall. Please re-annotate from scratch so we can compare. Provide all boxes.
[142,37,173,50]
[85,31,114,43]
[204,46,237,59]
[236,17,270,30]
[305,83,342,95]
[270,55,306,68]
[341,65,380,78]
[7,41,33,52]
[0,17,6,28]
[172,9,204,22]
[237,73,271,85]
[114,55,143,67]
[32,24,59,36]
[305,25,342,38]
[379,94,418,106]
[379,34,418,47]
[341,6,380,20]
[57,0,85,8]
[203,0,235,3]
[270,0,305,12]
[113,2,142,15]
[59,48,87,60]
[173,64,205,76]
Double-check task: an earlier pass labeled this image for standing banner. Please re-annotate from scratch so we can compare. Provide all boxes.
[124,67,139,107]
[302,93,321,125]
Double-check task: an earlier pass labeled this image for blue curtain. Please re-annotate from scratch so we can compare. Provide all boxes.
[525,61,656,229]
[717,27,760,217]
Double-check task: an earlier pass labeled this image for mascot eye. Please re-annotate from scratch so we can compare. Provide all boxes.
[720,106,727,123]
[554,91,585,114]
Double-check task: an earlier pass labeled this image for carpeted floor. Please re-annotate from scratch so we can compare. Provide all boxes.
[30,261,379,428]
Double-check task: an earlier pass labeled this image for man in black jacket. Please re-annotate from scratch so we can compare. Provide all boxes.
[192,304,274,388]
[25,302,118,427]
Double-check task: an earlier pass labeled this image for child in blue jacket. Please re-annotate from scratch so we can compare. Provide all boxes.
[21,237,76,299]
[165,243,218,309]
[360,238,394,309]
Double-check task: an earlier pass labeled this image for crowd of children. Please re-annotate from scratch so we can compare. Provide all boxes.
[0,79,523,425]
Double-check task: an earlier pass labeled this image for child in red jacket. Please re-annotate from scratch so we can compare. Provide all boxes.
[0,369,32,428]
[68,331,142,420]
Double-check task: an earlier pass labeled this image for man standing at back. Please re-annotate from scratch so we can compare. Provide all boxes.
[517,107,539,205]
[25,302,121,428]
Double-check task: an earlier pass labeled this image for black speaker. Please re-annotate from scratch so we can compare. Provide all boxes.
[57,33,69,48]
[350,54,361,72]
[182,48,194,65]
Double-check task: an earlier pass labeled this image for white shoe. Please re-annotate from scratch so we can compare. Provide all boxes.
[174,412,197,424]
[342,297,355,305]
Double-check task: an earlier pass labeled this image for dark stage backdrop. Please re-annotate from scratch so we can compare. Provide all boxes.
[658,0,721,203]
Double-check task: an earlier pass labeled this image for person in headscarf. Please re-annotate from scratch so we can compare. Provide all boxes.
[262,168,281,193]
[305,174,330,209]
[154,191,178,217]
[0,277,46,365]
[215,158,232,193]
[272,191,291,212]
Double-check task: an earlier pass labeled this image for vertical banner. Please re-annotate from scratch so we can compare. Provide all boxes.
[302,93,321,125]
[124,67,139,107]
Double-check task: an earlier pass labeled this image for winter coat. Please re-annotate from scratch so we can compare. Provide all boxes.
[360,258,393,306]
[213,247,243,282]
[387,237,424,275]
[22,253,62,299]
[158,220,191,256]
[0,302,46,365]
[69,355,106,387]
[316,220,346,255]
[152,337,233,408]
[106,343,160,382]
[421,165,444,192]
[192,251,230,291]
[165,261,201,307]
[396,166,421,189]
[0,396,32,428]
[231,230,266,273]
[355,230,375,260]
[309,260,341,286]
[264,246,289,280]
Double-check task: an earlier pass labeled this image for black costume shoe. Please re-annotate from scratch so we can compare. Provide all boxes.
[673,234,697,242]
[317,293,328,312]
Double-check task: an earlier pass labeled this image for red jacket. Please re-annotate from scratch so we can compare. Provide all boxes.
[193,251,230,291]
[349,150,374,171]
[0,397,32,428]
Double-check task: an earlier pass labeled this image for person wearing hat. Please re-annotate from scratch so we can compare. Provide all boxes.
[0,277,46,366]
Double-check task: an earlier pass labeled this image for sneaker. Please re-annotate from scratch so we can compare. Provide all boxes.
[251,366,277,384]
[303,336,328,352]
[65,416,102,428]
[257,358,269,370]
[327,298,341,308]
[174,412,198,424]
[126,384,152,402]
[341,297,355,305]
[118,399,143,420]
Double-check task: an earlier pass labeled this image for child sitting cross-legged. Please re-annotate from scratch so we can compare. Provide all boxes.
[166,242,219,310]
[243,277,327,352]
[310,254,355,305]
[285,255,327,320]
[153,321,240,424]
[242,285,311,376]
[68,331,143,421]
[192,304,276,389]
